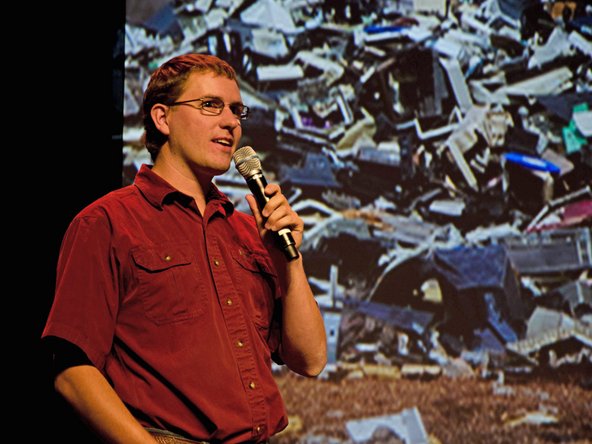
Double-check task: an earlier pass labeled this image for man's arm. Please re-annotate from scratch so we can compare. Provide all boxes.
[246,185,327,377]
[275,257,328,376]
[55,365,157,443]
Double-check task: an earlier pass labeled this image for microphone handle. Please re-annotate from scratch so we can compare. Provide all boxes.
[246,173,299,261]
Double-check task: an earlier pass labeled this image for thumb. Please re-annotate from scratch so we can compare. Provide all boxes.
[245,194,265,231]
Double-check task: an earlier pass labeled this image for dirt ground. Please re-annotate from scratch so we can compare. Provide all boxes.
[270,365,592,444]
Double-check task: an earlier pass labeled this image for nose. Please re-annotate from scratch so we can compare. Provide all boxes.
[219,105,241,130]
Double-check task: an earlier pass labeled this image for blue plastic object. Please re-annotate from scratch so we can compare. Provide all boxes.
[503,152,561,174]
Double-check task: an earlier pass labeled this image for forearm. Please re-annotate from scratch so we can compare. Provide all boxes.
[55,365,157,444]
[279,257,327,377]
[244,187,327,375]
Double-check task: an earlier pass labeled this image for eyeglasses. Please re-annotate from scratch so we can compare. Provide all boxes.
[169,97,250,120]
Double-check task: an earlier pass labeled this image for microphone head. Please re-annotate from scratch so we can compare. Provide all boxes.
[233,146,262,178]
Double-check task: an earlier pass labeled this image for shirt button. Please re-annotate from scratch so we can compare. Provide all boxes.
[256,426,262,433]
[213,259,220,267]
[164,255,172,261]
[226,298,233,306]
[239,249,243,256]
[249,381,256,389]
[236,340,244,348]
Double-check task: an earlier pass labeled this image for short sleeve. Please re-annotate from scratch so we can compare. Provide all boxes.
[42,214,120,370]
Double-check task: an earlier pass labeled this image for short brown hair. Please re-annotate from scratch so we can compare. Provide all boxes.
[142,53,237,161]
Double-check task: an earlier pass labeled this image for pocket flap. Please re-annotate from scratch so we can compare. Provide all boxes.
[231,247,276,276]
[132,244,192,272]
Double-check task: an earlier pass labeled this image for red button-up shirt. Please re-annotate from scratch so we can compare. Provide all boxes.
[43,165,288,442]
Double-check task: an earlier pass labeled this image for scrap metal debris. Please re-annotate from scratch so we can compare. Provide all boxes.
[122,0,591,440]
[345,407,429,444]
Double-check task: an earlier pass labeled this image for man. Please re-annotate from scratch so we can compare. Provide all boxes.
[42,53,327,443]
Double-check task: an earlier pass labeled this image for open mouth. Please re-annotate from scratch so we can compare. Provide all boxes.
[213,138,233,147]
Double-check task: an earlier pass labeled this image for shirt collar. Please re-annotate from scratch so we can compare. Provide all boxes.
[133,164,234,216]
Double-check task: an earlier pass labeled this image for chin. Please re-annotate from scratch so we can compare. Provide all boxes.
[208,165,230,176]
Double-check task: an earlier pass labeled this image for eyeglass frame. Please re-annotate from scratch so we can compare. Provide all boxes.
[168,96,250,120]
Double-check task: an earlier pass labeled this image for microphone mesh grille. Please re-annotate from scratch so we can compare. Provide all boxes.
[233,146,262,178]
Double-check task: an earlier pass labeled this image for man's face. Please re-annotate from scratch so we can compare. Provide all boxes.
[164,71,243,178]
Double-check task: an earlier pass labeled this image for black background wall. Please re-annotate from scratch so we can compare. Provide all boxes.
[31,1,124,440]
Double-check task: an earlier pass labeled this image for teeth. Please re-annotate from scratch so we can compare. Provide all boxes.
[214,139,231,146]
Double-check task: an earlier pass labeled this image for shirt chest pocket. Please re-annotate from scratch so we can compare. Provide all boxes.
[132,243,206,325]
[230,248,278,330]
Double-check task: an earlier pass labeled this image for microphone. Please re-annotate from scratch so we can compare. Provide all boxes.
[233,146,299,261]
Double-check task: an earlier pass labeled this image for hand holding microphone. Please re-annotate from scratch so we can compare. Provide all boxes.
[233,146,300,261]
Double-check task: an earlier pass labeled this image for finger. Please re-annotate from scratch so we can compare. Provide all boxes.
[264,183,281,196]
[264,206,293,231]
[261,184,282,218]
[246,194,265,230]
[266,206,304,235]
[261,192,289,219]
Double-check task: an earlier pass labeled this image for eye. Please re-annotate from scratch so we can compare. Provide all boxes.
[230,105,244,116]
[202,99,224,110]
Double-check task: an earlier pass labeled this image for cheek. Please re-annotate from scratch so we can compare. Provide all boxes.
[170,117,203,142]
[234,124,243,146]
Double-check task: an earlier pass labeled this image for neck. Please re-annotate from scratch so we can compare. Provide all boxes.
[152,152,211,214]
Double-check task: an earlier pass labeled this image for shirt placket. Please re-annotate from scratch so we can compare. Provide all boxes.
[205,217,268,439]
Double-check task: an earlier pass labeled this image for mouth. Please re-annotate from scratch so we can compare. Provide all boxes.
[213,138,233,148]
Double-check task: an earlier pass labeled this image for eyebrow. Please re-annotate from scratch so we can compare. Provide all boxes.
[201,95,244,105]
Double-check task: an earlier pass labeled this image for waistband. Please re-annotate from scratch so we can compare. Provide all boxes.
[146,428,208,444]
[145,427,270,444]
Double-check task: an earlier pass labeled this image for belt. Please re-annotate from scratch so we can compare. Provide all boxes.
[146,428,208,444]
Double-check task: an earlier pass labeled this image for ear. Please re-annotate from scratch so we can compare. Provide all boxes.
[151,104,170,136]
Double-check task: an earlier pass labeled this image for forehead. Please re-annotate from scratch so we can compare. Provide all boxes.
[180,71,241,101]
